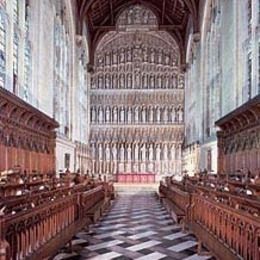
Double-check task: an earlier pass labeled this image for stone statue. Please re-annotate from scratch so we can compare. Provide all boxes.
[112,145,117,160]
[106,146,110,160]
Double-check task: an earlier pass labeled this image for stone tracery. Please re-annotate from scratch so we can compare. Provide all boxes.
[90,5,184,179]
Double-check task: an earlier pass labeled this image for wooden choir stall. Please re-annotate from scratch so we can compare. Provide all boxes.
[0,87,57,174]
[160,96,260,260]
[0,87,115,260]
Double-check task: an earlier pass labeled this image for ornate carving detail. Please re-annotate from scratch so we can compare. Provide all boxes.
[117,5,158,29]
[90,5,184,177]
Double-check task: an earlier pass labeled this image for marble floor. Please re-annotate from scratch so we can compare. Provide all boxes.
[53,191,213,260]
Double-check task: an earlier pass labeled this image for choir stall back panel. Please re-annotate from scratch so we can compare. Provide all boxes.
[0,87,59,174]
[216,94,260,175]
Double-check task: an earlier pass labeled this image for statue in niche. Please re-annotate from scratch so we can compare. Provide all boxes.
[120,109,125,122]
[135,72,141,88]
[106,108,110,122]
[113,51,117,64]
[142,109,146,122]
[113,108,118,122]
[150,48,155,63]
[178,108,184,122]
[165,76,169,88]
[173,75,177,88]
[174,108,178,122]
[127,10,133,24]
[120,145,125,161]
[158,76,162,88]
[179,76,184,89]
[91,108,96,122]
[157,109,161,122]
[105,75,110,88]
[134,144,139,161]
[163,145,168,160]
[158,50,162,64]
[127,48,132,62]
[113,74,117,89]
[141,145,146,161]
[165,54,170,65]
[98,109,103,123]
[97,55,104,66]
[112,145,117,160]
[149,109,153,122]
[143,46,148,62]
[119,74,125,88]
[127,74,132,89]
[133,47,142,62]
[99,145,103,160]
[135,107,139,122]
[164,109,168,122]
[106,146,110,160]
[127,145,131,161]
[143,75,148,88]
[156,146,161,161]
[98,75,103,88]
[149,145,154,160]
[143,11,149,24]
[128,109,132,123]
[105,53,110,65]
[120,48,125,63]
[150,75,155,88]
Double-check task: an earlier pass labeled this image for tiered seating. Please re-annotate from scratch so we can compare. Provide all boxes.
[159,178,190,226]
[159,172,260,259]
[0,171,114,260]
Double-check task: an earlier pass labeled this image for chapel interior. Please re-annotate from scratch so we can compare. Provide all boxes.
[0,0,259,259]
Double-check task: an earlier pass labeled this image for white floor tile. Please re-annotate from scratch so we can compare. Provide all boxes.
[98,224,126,230]
[136,252,166,260]
[88,252,122,260]
[164,231,188,240]
[127,240,161,251]
[86,240,124,250]
[128,231,157,240]
[94,230,125,239]
[184,254,212,260]
[168,240,197,252]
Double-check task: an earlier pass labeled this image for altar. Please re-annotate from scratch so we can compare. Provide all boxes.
[116,173,156,183]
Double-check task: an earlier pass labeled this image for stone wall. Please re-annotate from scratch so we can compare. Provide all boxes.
[0,0,90,173]
[184,0,260,174]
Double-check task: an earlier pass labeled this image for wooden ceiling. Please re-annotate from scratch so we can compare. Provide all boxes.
[76,0,200,69]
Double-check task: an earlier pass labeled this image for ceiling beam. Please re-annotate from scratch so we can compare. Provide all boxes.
[109,0,114,25]
[161,0,166,24]
[93,24,183,30]
[159,24,183,30]
[93,25,117,30]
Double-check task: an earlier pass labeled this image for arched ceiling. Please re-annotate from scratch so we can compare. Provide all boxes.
[76,0,200,69]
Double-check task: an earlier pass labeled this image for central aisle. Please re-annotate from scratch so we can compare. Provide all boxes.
[54,191,212,260]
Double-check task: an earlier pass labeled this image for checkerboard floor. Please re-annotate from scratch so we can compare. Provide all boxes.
[53,191,214,260]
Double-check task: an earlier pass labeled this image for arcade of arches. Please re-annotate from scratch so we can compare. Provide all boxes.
[0,1,260,260]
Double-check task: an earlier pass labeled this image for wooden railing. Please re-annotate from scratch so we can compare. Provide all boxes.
[159,182,190,225]
[3,194,78,260]
[191,193,260,260]
[0,183,113,260]
[159,177,260,259]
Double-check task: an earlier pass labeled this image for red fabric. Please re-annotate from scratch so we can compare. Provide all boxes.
[116,173,155,183]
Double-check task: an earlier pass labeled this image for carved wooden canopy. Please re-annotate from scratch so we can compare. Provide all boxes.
[76,0,200,68]
[0,87,59,152]
[215,94,260,136]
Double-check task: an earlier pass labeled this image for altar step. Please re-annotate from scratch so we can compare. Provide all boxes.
[114,183,159,194]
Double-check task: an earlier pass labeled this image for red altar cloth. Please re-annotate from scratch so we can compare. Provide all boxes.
[116,173,155,183]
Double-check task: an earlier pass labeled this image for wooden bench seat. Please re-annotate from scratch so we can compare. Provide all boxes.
[162,197,185,224]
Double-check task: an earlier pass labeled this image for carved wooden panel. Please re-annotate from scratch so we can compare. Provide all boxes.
[0,87,58,174]
[216,94,260,174]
